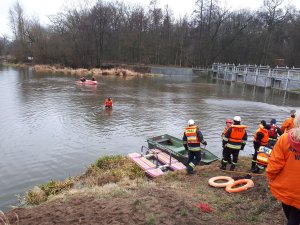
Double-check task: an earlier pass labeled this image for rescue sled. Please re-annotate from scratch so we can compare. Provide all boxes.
[127,146,186,178]
[147,134,219,164]
[127,152,164,178]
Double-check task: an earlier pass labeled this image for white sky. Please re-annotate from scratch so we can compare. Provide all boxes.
[1,0,300,37]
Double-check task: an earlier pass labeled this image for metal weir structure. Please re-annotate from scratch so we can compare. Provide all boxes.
[210,63,300,91]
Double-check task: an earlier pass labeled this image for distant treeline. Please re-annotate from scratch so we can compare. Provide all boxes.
[1,0,300,68]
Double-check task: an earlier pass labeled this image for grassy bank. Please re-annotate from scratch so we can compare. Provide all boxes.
[1,62,150,78]
[1,155,286,225]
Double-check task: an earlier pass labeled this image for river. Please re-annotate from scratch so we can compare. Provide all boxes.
[0,66,299,211]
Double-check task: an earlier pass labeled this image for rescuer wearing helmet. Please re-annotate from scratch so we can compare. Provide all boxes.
[221,119,233,164]
[251,120,269,173]
[183,119,207,174]
[221,116,247,171]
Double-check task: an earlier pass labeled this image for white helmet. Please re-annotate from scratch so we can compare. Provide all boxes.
[188,119,195,126]
[233,116,241,122]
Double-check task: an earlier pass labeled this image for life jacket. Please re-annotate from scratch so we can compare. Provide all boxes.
[221,126,231,137]
[254,126,269,146]
[228,125,247,143]
[105,99,113,107]
[268,124,277,140]
[185,125,200,144]
[256,146,272,168]
[224,125,247,150]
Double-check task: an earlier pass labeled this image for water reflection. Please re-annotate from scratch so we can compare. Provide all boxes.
[0,66,299,211]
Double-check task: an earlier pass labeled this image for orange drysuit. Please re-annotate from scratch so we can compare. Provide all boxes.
[266,132,300,210]
[281,117,294,133]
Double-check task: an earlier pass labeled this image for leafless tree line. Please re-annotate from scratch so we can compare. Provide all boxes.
[1,0,300,68]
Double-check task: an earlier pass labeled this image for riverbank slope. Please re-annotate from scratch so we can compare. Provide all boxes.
[2,156,285,225]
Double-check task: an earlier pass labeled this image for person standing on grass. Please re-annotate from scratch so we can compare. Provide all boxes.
[266,113,300,225]
[183,119,207,174]
[251,120,269,173]
[221,119,233,164]
[267,118,282,148]
[221,116,247,171]
[281,110,296,133]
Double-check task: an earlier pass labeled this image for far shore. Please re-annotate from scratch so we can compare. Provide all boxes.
[2,62,152,78]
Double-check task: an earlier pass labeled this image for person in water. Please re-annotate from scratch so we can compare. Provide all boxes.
[104,97,113,108]
[183,119,207,174]
[266,113,300,225]
[80,76,86,82]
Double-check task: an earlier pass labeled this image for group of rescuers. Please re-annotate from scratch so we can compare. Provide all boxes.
[183,109,300,224]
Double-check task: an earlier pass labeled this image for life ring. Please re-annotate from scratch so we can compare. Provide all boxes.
[225,179,254,193]
[208,176,234,188]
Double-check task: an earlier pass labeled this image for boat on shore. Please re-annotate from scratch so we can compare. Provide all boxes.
[76,80,98,85]
[147,134,219,165]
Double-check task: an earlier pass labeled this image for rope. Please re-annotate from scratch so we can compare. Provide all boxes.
[221,170,266,177]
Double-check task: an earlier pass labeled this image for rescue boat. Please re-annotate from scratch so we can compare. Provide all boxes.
[147,134,219,164]
[76,80,98,85]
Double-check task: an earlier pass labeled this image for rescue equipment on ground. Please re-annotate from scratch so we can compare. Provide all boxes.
[225,179,254,193]
[208,176,234,188]
[127,145,186,178]
[256,146,272,169]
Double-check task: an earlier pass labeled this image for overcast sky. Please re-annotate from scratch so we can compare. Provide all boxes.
[1,0,300,37]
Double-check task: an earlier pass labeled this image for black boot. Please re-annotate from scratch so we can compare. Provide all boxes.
[230,164,236,171]
[228,157,232,165]
[220,160,227,170]
[187,162,195,175]
[250,161,256,172]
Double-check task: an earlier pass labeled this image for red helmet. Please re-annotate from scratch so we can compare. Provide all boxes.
[226,119,233,124]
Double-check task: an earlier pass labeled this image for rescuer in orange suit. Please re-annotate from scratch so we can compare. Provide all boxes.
[104,97,113,108]
[267,113,300,224]
[281,110,296,133]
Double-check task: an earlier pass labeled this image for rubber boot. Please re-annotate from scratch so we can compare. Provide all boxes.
[220,160,227,170]
[187,162,195,175]
[228,157,232,165]
[230,164,236,171]
[250,161,256,172]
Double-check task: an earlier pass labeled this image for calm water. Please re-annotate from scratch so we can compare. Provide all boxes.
[0,66,299,211]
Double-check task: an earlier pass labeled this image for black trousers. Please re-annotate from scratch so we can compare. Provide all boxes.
[186,151,201,172]
[282,203,300,225]
[223,147,240,164]
[252,142,260,161]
